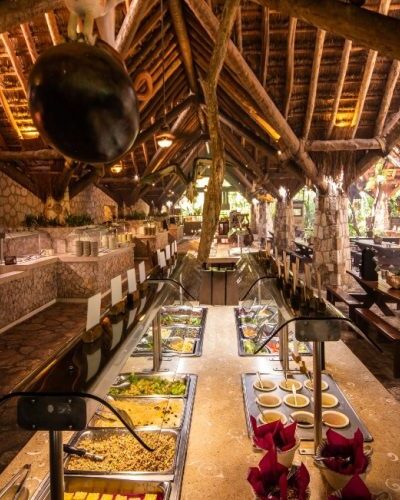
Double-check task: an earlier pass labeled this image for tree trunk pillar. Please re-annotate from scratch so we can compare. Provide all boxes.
[313,189,351,287]
[250,201,258,234]
[274,199,295,251]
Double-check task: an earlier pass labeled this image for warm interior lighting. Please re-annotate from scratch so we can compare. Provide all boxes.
[134,174,139,182]
[110,163,123,174]
[156,125,174,148]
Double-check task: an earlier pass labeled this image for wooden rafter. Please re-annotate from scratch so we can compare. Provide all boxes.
[254,0,400,61]
[303,28,325,140]
[0,86,23,139]
[305,138,385,152]
[116,0,158,56]
[0,0,63,33]
[260,7,270,87]
[0,32,28,97]
[169,0,199,94]
[222,127,264,178]
[20,23,37,62]
[327,39,352,138]
[235,7,243,53]
[374,60,400,137]
[44,11,63,45]
[284,17,297,120]
[185,0,323,190]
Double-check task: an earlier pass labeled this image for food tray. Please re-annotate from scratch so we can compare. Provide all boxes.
[242,373,372,442]
[110,372,190,398]
[65,428,180,480]
[88,396,186,430]
[64,477,170,499]
[161,305,205,317]
[234,308,312,357]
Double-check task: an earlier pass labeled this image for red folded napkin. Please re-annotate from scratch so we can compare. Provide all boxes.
[328,475,372,500]
[321,428,368,475]
[248,450,310,500]
[251,415,297,452]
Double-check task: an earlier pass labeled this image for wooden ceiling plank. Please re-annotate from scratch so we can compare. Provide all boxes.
[303,28,326,140]
[0,32,28,97]
[327,39,352,138]
[0,86,23,139]
[236,7,243,53]
[374,59,400,137]
[284,17,297,120]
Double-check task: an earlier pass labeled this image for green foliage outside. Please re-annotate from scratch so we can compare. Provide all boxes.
[24,213,94,228]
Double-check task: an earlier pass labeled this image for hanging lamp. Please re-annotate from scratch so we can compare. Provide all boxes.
[156,0,174,149]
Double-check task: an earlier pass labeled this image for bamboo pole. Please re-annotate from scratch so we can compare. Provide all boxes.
[374,60,400,137]
[284,17,297,120]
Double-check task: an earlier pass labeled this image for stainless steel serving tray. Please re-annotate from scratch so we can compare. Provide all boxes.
[234,308,312,357]
[110,372,191,398]
[88,396,186,431]
[242,373,373,442]
[161,306,205,317]
[64,428,180,480]
[64,477,171,499]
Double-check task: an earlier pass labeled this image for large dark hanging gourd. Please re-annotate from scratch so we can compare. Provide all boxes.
[28,41,139,164]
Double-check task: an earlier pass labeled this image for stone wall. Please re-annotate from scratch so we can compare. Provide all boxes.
[274,199,295,251]
[69,185,117,223]
[0,263,57,330]
[313,191,351,287]
[0,171,43,228]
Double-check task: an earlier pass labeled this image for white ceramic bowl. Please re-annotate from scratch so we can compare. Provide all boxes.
[322,410,350,429]
[283,393,310,409]
[259,410,287,425]
[253,377,277,392]
[290,411,314,428]
[304,379,329,391]
[321,393,339,408]
[256,393,282,408]
[279,379,303,392]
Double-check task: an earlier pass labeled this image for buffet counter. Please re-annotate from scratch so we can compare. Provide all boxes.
[168,224,184,243]
[0,246,134,330]
[0,306,399,499]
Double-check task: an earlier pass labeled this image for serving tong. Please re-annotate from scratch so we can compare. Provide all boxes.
[63,445,104,462]
[0,464,30,500]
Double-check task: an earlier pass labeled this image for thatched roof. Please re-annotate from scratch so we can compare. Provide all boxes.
[1,0,400,205]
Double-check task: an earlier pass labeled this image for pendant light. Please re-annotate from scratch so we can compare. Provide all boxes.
[156,0,174,149]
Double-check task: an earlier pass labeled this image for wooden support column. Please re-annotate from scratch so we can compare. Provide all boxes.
[303,28,326,140]
[313,188,351,287]
[197,0,241,263]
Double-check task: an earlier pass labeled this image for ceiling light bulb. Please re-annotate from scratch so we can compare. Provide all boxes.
[134,174,139,181]
[110,163,123,174]
[156,125,174,148]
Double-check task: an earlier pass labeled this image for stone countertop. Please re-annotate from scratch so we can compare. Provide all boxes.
[134,232,167,239]
[0,246,134,284]
[1,306,400,499]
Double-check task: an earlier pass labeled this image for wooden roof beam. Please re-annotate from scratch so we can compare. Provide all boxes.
[0,0,63,33]
[374,60,400,137]
[20,23,38,62]
[235,7,243,53]
[222,127,264,178]
[306,137,386,152]
[169,0,199,94]
[303,28,326,140]
[116,0,158,56]
[327,39,352,138]
[253,0,400,61]
[44,11,63,45]
[185,0,323,190]
[0,149,62,160]
[260,7,270,87]
[284,17,297,120]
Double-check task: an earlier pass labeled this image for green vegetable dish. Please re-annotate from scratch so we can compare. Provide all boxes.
[109,375,187,396]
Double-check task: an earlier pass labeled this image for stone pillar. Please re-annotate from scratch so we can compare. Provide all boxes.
[274,199,295,251]
[313,190,351,287]
[250,202,258,233]
[372,186,390,233]
[258,202,274,243]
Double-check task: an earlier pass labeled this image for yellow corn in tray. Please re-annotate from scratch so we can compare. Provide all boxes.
[94,399,184,428]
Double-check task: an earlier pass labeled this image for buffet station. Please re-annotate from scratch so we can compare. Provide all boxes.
[0,252,399,499]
